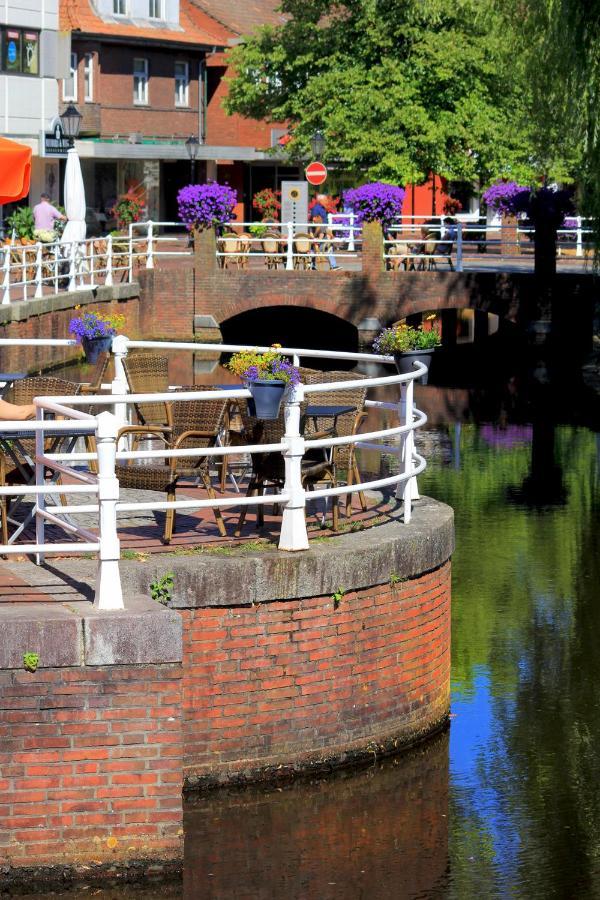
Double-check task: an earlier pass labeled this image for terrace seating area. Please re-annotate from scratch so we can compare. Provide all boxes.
[0,349,408,555]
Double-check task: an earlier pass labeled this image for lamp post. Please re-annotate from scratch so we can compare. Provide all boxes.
[310,130,325,160]
[185,135,200,184]
[59,103,82,148]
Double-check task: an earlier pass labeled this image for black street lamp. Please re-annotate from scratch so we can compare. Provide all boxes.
[310,130,326,160]
[60,103,82,148]
[185,135,200,183]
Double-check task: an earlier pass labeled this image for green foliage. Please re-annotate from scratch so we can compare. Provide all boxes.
[249,224,269,238]
[374,324,442,353]
[7,206,35,240]
[389,572,405,586]
[23,652,39,672]
[331,587,345,609]
[150,572,175,605]
[224,0,569,185]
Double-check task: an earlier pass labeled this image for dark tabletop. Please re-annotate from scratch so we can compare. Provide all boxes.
[305,405,356,418]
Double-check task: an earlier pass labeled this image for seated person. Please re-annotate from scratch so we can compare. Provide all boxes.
[0,399,36,420]
[309,214,341,271]
[32,193,66,243]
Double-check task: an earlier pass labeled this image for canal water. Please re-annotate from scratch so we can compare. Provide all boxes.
[29,349,600,898]
[180,370,600,899]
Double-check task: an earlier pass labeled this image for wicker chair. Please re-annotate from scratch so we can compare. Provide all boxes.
[218,232,242,270]
[261,233,284,270]
[293,233,312,269]
[115,386,229,543]
[1,377,82,543]
[300,368,368,516]
[234,401,338,537]
[122,354,173,448]
[238,233,251,269]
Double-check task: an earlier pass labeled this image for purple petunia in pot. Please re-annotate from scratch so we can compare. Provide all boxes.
[342,182,405,228]
[177,181,238,232]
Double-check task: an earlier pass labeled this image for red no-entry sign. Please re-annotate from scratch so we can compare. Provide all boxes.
[305,161,328,185]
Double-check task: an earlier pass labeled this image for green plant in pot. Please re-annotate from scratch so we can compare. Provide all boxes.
[227,345,300,419]
[69,310,125,364]
[373,321,441,384]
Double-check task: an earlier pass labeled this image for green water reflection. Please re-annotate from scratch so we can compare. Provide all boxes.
[420,422,600,898]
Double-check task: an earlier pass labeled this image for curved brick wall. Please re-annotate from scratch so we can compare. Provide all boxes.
[158,498,454,787]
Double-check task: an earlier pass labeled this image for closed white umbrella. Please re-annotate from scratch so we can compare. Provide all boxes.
[61,146,87,289]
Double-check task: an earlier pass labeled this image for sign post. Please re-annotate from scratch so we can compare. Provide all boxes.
[305,161,327,186]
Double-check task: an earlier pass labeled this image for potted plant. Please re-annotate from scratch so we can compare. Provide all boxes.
[177,181,238,234]
[373,322,441,385]
[342,182,405,228]
[252,188,281,221]
[227,346,300,419]
[69,310,125,363]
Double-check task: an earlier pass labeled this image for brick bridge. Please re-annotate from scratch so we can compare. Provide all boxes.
[139,222,595,349]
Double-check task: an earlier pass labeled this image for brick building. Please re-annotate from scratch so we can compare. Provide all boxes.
[59,0,294,224]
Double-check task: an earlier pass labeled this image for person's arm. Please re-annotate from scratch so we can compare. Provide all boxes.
[0,399,36,420]
[51,205,67,222]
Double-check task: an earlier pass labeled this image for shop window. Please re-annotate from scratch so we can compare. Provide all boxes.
[175,61,189,107]
[63,51,77,100]
[84,53,93,101]
[133,57,148,105]
[1,27,39,75]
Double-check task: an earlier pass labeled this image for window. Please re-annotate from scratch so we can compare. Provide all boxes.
[113,0,127,15]
[84,53,93,101]
[174,61,189,107]
[1,27,39,75]
[63,51,77,101]
[133,58,148,105]
[149,0,162,18]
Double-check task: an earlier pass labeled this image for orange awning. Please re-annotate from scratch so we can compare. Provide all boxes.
[0,137,32,205]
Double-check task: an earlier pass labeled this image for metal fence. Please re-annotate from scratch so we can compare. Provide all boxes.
[0,338,427,610]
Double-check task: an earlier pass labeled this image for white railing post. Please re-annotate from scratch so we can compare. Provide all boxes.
[396,373,419,520]
[21,247,27,301]
[279,383,309,551]
[34,242,43,298]
[53,242,59,294]
[146,221,154,269]
[89,239,96,289]
[285,221,294,270]
[35,406,45,565]
[94,410,124,610]
[456,222,463,271]
[105,234,114,287]
[348,213,355,252]
[128,224,134,282]
[576,216,583,257]
[2,244,11,305]
[111,333,130,438]
[68,241,76,293]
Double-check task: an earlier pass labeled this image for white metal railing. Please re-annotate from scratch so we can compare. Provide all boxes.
[0,338,428,610]
[0,233,150,303]
[214,221,360,270]
[384,217,596,271]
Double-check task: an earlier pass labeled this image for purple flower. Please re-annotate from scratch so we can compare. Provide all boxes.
[482,181,530,217]
[342,182,405,227]
[177,181,238,231]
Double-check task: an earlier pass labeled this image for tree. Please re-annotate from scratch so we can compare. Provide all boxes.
[224,0,573,186]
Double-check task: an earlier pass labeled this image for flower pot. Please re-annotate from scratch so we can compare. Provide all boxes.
[82,335,113,364]
[393,349,435,385]
[247,379,286,419]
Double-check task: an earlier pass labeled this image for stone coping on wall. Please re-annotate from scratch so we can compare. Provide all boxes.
[0,594,182,669]
[0,282,139,327]
[137,496,454,609]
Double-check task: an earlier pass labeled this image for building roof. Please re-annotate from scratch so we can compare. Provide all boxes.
[60,0,229,47]
[188,0,286,37]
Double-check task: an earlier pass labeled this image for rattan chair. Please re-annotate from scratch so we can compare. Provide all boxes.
[1,377,82,543]
[300,368,368,516]
[293,233,312,269]
[261,233,284,269]
[234,401,338,536]
[218,232,243,269]
[122,354,173,449]
[115,385,228,543]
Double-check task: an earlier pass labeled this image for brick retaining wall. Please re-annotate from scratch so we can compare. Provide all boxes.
[0,663,183,868]
[182,561,450,784]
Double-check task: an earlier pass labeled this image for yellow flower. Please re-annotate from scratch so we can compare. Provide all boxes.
[271,342,282,349]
